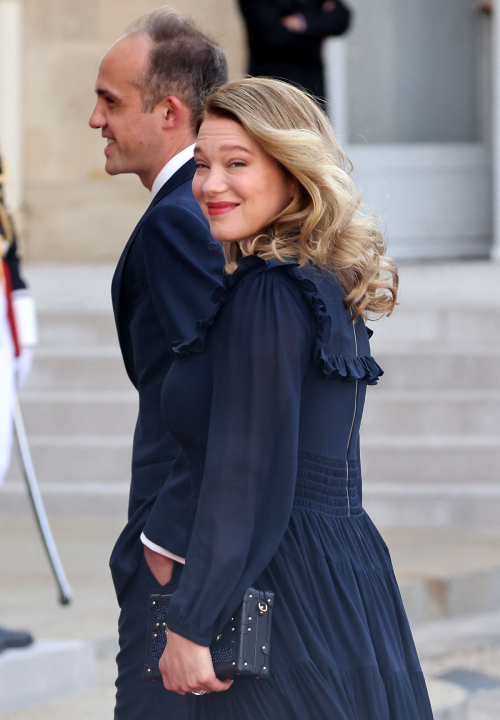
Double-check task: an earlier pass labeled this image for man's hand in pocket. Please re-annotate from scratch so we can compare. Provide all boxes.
[143,545,175,586]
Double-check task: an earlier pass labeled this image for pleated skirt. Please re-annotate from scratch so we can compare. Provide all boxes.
[191,508,434,720]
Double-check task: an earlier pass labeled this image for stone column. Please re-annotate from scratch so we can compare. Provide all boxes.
[323,38,348,146]
[492,1,500,260]
[0,0,22,211]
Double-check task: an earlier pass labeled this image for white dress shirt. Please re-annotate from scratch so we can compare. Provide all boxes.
[141,144,196,565]
[150,143,196,200]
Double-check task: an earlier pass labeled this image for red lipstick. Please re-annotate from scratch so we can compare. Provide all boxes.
[206,202,239,216]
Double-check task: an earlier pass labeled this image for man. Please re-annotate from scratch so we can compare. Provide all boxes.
[239,0,351,102]
[89,8,227,718]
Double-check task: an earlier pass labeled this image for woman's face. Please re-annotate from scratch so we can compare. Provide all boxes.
[192,115,296,245]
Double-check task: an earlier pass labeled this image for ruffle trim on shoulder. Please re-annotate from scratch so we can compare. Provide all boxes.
[171,256,383,384]
[317,349,383,385]
[170,255,263,360]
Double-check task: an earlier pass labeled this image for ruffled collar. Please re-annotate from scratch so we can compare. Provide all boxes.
[171,256,383,385]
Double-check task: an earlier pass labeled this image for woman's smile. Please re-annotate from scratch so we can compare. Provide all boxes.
[206,201,240,216]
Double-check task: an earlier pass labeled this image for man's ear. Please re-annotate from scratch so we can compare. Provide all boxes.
[159,96,184,129]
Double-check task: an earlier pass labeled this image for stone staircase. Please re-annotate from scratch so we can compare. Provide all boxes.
[4,261,499,530]
[362,261,500,530]
[4,261,500,627]
[4,266,134,516]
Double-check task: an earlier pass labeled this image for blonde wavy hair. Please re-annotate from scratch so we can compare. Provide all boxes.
[201,77,398,319]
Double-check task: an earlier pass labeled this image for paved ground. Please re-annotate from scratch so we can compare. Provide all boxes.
[1,509,499,718]
[416,613,500,720]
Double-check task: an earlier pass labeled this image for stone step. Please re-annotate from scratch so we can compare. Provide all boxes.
[4,484,499,532]
[25,265,115,315]
[470,690,500,720]
[375,349,500,391]
[4,436,132,486]
[35,305,500,349]
[5,434,499,487]
[0,687,115,720]
[0,480,129,516]
[3,476,496,528]
[0,640,97,714]
[383,529,500,623]
[426,679,469,720]
[26,346,500,393]
[17,391,137,437]
[362,391,500,436]
[0,676,467,720]
[364,482,500,529]
[413,610,500,720]
[0,666,468,720]
[27,350,130,392]
[370,306,500,347]
[361,436,500,484]
[16,388,499,438]
[38,312,118,347]
[413,608,500,664]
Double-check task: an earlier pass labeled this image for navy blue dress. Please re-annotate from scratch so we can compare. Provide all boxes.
[162,257,433,719]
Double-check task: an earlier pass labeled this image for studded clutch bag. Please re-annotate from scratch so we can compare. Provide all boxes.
[143,587,274,681]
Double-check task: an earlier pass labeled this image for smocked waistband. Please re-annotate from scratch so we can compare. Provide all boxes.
[294,450,362,516]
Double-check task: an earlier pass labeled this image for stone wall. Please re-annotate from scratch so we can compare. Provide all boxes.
[20,0,246,262]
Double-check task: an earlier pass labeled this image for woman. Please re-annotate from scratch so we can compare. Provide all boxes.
[158,77,433,719]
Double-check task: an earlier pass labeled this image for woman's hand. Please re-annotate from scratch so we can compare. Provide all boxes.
[143,546,175,585]
[159,629,233,696]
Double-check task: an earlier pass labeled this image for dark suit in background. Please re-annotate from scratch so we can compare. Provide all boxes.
[110,158,223,719]
[239,0,351,101]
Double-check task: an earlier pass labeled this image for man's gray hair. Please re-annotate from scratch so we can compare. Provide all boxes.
[127,7,228,129]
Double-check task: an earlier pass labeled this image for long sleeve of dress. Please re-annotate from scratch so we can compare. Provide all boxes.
[166,271,314,646]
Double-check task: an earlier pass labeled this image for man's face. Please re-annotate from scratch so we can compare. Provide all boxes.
[89,35,163,184]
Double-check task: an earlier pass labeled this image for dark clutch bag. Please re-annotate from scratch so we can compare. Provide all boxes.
[143,587,274,681]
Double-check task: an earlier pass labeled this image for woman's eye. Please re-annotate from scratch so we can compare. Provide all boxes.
[195,162,208,170]
[230,162,245,168]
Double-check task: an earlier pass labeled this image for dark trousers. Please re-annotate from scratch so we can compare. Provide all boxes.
[114,551,191,719]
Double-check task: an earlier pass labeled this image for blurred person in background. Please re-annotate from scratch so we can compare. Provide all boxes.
[0,152,37,653]
[88,7,227,719]
[238,0,352,102]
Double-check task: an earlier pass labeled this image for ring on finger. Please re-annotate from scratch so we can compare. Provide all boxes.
[192,689,206,696]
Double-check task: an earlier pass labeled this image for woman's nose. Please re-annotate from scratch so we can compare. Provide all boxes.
[202,168,226,196]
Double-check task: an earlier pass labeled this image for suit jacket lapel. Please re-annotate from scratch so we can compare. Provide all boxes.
[111,208,147,320]
[150,157,196,209]
[111,158,197,384]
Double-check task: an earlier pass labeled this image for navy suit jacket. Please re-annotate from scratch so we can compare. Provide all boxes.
[109,159,224,603]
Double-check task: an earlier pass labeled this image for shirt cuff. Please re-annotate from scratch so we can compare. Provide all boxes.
[140,532,186,565]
